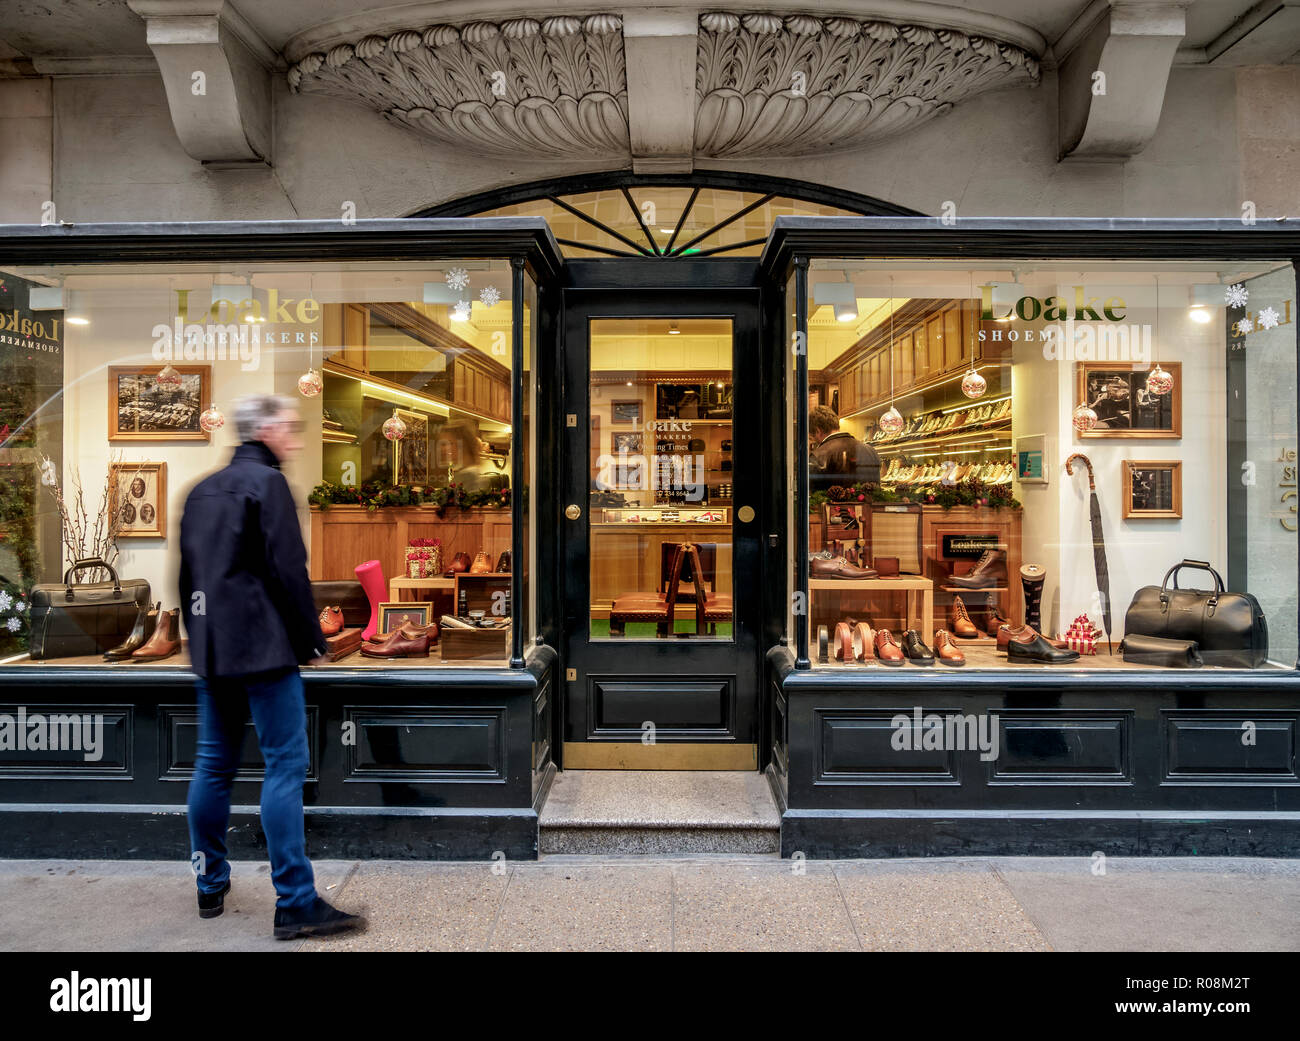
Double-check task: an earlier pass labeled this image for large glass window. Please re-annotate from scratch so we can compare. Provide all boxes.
[0,258,532,668]
[795,257,1296,671]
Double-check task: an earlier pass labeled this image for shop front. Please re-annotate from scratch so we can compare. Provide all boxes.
[0,213,1297,859]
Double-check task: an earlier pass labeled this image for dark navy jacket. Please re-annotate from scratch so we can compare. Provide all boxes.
[179,441,325,679]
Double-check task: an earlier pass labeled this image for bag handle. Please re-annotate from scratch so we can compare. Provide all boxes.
[62,556,122,601]
[1159,559,1223,610]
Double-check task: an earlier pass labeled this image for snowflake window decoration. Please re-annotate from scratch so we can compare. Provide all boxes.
[0,591,11,612]
[479,285,501,308]
[1225,283,1249,308]
[446,267,470,292]
[451,300,471,322]
[1237,317,1255,334]
[5,617,18,633]
[1258,306,1281,330]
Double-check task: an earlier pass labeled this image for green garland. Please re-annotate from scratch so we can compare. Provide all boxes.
[811,479,1020,514]
[310,480,512,514]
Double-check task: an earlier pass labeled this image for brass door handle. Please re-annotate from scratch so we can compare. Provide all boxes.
[565,504,582,520]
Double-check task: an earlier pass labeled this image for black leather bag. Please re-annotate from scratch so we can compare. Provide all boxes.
[1121,633,1203,668]
[28,558,151,660]
[1123,560,1267,668]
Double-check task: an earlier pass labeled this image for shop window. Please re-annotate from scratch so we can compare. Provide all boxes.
[796,258,1296,672]
[0,259,531,669]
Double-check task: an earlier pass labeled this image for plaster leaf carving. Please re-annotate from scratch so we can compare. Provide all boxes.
[694,12,1040,158]
[286,10,1038,162]
[290,14,629,159]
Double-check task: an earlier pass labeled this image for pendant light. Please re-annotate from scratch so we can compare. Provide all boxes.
[1146,275,1174,396]
[878,282,904,436]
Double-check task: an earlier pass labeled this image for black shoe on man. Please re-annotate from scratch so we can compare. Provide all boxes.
[273,896,367,940]
[197,880,231,920]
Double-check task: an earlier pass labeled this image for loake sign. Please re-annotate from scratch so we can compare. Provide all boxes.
[173,288,320,325]
[980,285,1127,323]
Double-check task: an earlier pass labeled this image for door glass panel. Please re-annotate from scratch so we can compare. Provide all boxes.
[589,318,734,641]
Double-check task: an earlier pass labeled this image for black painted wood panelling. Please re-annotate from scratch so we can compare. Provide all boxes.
[589,677,734,739]
[0,704,131,779]
[1164,714,1299,782]
[344,707,507,782]
[159,705,320,782]
[991,714,1131,783]
[816,711,958,784]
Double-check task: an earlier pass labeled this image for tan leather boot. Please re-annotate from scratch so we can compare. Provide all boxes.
[132,608,180,662]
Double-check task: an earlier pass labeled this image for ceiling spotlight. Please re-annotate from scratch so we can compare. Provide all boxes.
[813,282,858,323]
[65,316,89,325]
[1188,305,1212,324]
[833,303,858,322]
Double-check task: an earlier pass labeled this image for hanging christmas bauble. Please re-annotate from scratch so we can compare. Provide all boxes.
[961,368,987,399]
[382,411,407,441]
[156,363,182,388]
[297,368,323,397]
[878,406,905,436]
[1145,364,1173,397]
[199,404,226,432]
[1071,403,1098,432]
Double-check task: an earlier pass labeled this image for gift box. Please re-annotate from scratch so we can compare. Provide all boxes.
[1063,613,1101,655]
[405,538,442,579]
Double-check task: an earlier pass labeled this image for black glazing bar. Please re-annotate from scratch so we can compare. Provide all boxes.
[621,187,660,255]
[546,195,653,256]
[554,238,640,258]
[664,187,699,256]
[794,257,811,669]
[510,257,526,668]
[687,238,769,259]
[673,194,775,255]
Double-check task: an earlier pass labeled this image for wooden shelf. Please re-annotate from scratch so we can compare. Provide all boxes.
[940,585,1009,593]
[872,417,1012,454]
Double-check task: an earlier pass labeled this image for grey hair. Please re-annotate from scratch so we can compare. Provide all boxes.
[234,394,296,442]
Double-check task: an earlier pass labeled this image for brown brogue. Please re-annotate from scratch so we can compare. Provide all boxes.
[132,608,180,662]
[949,596,979,638]
[873,628,905,666]
[361,630,430,659]
[319,606,343,636]
[469,550,492,575]
[810,555,879,580]
[933,629,967,667]
[948,548,1007,590]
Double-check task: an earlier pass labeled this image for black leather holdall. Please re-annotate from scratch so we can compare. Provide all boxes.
[1120,633,1203,668]
[28,557,151,660]
[1123,560,1267,668]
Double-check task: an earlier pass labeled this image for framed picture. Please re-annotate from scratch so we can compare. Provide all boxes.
[612,432,642,454]
[1075,362,1181,439]
[393,409,429,484]
[377,601,432,636]
[109,462,166,538]
[822,502,866,541]
[611,400,641,426]
[109,365,210,441]
[1123,461,1182,519]
[1015,434,1049,485]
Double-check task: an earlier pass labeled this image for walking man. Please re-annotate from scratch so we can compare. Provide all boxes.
[181,394,364,940]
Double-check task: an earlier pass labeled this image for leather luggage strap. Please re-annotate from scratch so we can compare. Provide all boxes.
[835,621,853,662]
[854,622,874,661]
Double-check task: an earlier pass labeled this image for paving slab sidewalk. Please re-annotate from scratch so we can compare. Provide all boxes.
[1,856,1297,952]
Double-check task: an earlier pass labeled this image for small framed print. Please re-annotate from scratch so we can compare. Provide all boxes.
[109,365,210,441]
[611,400,641,426]
[110,462,166,538]
[377,601,432,636]
[1075,362,1181,439]
[612,432,643,454]
[1122,460,1182,519]
[1015,434,1049,485]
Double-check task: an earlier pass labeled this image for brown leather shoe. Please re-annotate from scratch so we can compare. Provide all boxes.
[810,555,879,580]
[132,608,180,662]
[949,596,979,638]
[985,595,1009,636]
[494,551,511,573]
[469,550,491,575]
[361,630,430,658]
[933,629,966,666]
[948,548,1007,590]
[873,628,905,665]
[445,552,472,576]
[319,606,343,636]
[997,622,1028,653]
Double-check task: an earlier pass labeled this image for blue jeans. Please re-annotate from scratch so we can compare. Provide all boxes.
[186,669,316,909]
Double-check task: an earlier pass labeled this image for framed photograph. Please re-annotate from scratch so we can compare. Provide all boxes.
[1075,362,1181,439]
[612,432,642,454]
[1015,434,1049,485]
[109,462,166,538]
[377,601,432,635]
[393,409,429,484]
[109,365,210,441]
[1122,460,1182,519]
[611,400,641,426]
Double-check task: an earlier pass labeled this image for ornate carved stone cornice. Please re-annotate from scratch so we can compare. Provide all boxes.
[285,10,1040,163]
[695,12,1040,157]
[288,15,629,160]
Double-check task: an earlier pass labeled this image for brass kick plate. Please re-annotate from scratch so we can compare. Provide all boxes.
[562,742,757,770]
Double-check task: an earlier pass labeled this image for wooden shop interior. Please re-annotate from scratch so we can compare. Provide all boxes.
[806,285,1022,653]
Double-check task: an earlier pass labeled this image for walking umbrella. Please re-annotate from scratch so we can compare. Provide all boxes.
[1065,453,1112,654]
